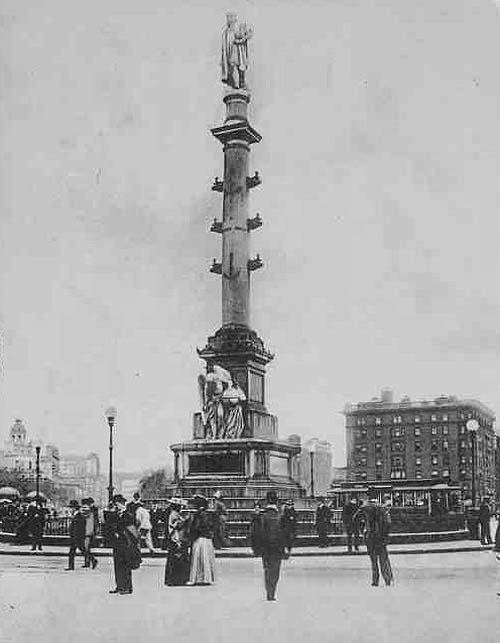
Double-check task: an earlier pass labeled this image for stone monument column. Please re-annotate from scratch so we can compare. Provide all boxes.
[211,89,262,327]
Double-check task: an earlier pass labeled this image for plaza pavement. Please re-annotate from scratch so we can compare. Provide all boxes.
[0,550,498,643]
[0,539,494,559]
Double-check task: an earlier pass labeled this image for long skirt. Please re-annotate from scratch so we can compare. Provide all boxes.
[164,545,190,586]
[188,537,215,585]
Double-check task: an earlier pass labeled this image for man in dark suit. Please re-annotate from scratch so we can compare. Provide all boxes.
[107,495,141,595]
[360,490,393,587]
[315,498,331,548]
[250,491,288,601]
[342,498,360,553]
[478,498,492,545]
[65,500,86,570]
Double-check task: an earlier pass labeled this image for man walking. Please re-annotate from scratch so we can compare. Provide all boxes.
[361,490,393,587]
[479,498,493,545]
[250,491,288,601]
[315,498,331,548]
[342,498,360,553]
[66,500,86,571]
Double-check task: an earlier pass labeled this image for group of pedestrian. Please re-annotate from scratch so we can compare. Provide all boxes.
[164,494,216,586]
[66,497,99,571]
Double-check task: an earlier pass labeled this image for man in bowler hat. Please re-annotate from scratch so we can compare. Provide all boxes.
[250,491,288,601]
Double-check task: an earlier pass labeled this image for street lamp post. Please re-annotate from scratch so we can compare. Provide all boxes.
[35,445,41,507]
[466,419,479,507]
[105,407,117,505]
[309,443,316,499]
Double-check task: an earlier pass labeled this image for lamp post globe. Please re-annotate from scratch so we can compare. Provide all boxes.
[466,419,479,507]
[105,407,117,505]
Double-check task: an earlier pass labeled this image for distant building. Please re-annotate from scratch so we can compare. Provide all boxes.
[345,389,496,502]
[297,438,333,497]
[113,472,143,500]
[331,467,348,484]
[57,453,104,504]
[0,419,60,483]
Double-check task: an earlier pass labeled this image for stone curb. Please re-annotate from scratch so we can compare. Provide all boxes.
[0,544,493,559]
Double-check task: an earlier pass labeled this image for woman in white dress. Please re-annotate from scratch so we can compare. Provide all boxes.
[187,495,215,586]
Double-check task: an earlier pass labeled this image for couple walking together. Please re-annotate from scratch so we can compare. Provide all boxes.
[164,495,215,587]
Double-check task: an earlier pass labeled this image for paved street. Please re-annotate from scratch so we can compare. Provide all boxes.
[0,550,498,642]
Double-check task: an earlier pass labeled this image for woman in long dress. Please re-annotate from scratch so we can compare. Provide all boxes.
[187,495,215,586]
[164,499,190,586]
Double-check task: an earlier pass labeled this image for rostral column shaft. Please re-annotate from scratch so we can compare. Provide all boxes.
[211,91,262,328]
[222,126,250,326]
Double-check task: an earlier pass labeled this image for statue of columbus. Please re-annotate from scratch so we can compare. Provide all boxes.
[221,12,253,90]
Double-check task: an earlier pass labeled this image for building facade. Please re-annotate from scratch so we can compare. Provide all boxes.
[0,419,60,483]
[345,390,496,502]
[57,453,104,504]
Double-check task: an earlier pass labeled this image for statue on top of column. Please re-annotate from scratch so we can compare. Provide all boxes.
[221,12,253,90]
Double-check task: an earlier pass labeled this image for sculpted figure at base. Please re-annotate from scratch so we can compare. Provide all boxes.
[221,13,253,89]
[198,365,246,439]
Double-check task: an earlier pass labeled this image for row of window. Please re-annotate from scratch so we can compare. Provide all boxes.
[355,469,451,481]
[356,439,454,454]
[356,425,456,439]
[354,411,479,427]
[356,454,452,468]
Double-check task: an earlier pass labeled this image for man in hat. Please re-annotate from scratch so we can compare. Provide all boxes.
[213,491,228,549]
[65,500,86,571]
[250,491,288,601]
[107,494,141,595]
[360,490,393,587]
[342,497,361,553]
[315,497,331,548]
[81,498,98,569]
[281,499,298,555]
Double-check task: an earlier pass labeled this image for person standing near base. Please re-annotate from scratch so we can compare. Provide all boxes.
[250,491,288,601]
[188,495,215,586]
[361,490,393,587]
[281,500,298,555]
[213,491,228,550]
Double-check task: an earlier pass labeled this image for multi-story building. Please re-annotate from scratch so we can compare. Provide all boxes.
[0,419,60,483]
[57,453,104,504]
[345,389,496,502]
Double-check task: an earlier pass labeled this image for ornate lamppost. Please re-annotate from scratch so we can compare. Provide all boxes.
[466,419,479,507]
[105,407,117,505]
[35,444,41,507]
[309,442,316,499]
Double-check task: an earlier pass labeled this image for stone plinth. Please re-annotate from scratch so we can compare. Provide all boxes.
[170,438,303,500]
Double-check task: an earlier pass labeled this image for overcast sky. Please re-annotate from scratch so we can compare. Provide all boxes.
[1,0,499,472]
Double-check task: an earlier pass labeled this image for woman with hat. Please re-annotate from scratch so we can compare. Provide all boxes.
[164,498,190,586]
[187,495,215,586]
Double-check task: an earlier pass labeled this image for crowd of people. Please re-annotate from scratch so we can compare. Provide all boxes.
[3,488,499,599]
